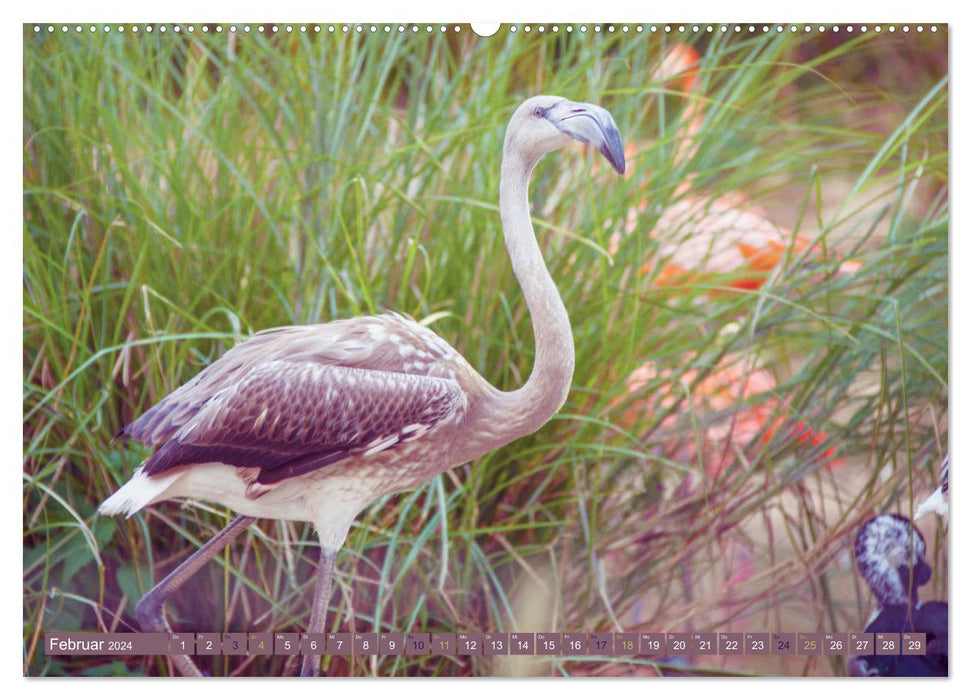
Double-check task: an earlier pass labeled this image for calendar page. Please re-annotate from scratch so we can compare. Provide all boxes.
[23,20,948,679]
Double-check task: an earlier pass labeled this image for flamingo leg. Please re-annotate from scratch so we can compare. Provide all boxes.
[135,514,256,676]
[299,545,337,677]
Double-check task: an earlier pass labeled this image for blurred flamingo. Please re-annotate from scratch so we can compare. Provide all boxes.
[609,43,860,291]
[613,354,837,479]
[607,45,850,477]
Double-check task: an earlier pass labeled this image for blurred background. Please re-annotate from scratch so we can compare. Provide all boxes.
[23,23,947,676]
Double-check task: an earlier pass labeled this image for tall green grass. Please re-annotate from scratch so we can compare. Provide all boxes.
[24,25,947,676]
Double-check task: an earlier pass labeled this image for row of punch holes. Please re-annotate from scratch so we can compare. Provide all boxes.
[33,24,941,36]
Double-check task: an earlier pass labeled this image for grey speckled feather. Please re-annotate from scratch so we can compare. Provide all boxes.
[119,313,467,448]
[120,313,472,491]
[143,361,462,484]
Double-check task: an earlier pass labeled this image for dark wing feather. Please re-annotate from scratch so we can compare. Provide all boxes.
[140,359,462,485]
[119,332,287,446]
[120,314,462,447]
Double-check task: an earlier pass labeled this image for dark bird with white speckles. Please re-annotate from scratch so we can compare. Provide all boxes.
[848,514,947,677]
[99,96,626,677]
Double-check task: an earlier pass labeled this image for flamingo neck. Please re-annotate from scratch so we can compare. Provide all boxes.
[488,148,575,442]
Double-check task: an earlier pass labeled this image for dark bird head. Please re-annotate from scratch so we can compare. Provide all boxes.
[855,514,930,609]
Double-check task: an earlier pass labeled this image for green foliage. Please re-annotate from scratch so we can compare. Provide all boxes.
[24,25,947,677]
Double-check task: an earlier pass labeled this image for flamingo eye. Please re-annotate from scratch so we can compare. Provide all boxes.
[533,106,548,118]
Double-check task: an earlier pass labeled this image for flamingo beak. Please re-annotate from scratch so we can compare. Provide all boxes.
[547,100,626,175]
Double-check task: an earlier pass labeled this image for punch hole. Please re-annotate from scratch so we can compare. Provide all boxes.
[470,23,500,37]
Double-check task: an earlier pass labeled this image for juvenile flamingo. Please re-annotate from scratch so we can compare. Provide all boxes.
[100,96,626,676]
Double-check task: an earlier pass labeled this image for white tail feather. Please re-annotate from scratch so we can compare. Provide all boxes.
[98,468,180,517]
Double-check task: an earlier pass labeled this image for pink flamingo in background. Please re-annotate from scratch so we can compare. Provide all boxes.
[611,44,849,478]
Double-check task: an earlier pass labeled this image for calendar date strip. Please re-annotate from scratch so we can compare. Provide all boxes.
[45,631,929,657]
